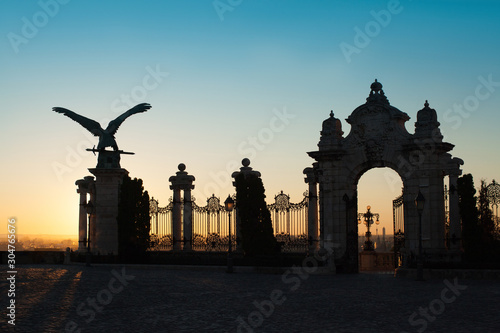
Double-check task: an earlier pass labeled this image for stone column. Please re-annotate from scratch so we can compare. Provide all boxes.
[235,207,242,252]
[448,173,461,250]
[404,178,420,254]
[183,187,194,251]
[417,172,447,257]
[304,166,319,254]
[88,168,128,255]
[171,187,182,251]
[169,163,195,251]
[75,178,89,251]
[88,180,97,253]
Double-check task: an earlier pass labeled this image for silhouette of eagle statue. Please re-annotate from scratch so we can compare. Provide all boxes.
[52,103,151,151]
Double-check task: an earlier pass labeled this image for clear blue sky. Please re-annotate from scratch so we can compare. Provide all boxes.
[1,0,499,236]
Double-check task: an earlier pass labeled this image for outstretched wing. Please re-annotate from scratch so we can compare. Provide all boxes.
[106,103,151,135]
[52,107,103,136]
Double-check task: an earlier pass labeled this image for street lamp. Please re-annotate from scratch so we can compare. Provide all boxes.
[415,190,425,281]
[358,205,380,251]
[224,195,234,273]
[85,200,94,267]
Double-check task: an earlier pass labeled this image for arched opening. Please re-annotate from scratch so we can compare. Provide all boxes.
[356,167,403,271]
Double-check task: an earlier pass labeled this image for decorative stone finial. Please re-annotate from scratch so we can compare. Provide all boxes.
[318,110,344,149]
[415,100,442,141]
[367,79,389,104]
[169,163,195,189]
[231,158,260,183]
[370,79,383,93]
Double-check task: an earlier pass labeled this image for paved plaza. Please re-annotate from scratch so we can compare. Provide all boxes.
[1,264,499,332]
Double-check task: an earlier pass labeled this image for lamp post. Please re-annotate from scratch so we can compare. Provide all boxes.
[415,190,425,281]
[224,195,234,273]
[85,200,94,267]
[358,205,380,251]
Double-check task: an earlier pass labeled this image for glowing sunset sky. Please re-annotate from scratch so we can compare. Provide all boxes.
[1,0,499,237]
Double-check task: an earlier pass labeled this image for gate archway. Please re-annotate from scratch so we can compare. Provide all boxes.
[306,80,463,272]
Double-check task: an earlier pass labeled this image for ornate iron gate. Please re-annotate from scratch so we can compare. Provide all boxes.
[149,197,174,250]
[192,194,236,252]
[267,191,309,252]
[392,193,404,268]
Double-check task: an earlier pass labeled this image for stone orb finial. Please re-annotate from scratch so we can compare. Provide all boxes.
[242,158,250,167]
[178,163,186,172]
[370,79,383,92]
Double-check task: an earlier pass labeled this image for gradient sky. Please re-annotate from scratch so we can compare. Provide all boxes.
[1,0,499,237]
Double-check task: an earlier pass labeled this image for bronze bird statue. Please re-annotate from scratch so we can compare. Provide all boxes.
[52,103,151,151]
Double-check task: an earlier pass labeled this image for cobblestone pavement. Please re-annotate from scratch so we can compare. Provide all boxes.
[1,264,499,333]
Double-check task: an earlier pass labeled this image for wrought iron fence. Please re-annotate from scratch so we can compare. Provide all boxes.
[148,191,309,253]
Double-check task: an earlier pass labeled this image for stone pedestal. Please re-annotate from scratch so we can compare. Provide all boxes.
[88,168,128,255]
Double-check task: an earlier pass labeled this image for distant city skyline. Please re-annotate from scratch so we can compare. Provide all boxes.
[1,1,499,236]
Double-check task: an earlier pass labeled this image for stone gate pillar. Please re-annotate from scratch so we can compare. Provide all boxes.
[232,158,261,253]
[88,180,96,253]
[448,169,462,251]
[171,187,182,251]
[76,177,92,251]
[88,168,128,255]
[304,164,319,254]
[308,111,345,265]
[234,208,242,253]
[183,187,193,251]
[169,163,195,251]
